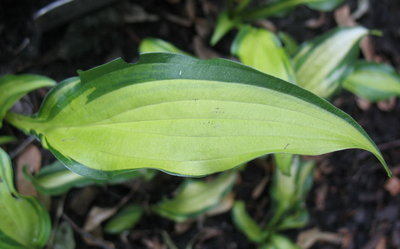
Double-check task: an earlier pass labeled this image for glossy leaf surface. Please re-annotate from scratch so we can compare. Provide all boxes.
[293,26,368,98]
[5,53,390,178]
[231,26,296,83]
[104,205,143,234]
[153,171,237,222]
[0,74,55,127]
[0,148,51,249]
[343,61,400,102]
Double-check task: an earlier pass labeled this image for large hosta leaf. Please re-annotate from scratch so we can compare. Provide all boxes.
[343,60,400,102]
[0,74,55,127]
[231,26,296,83]
[293,26,368,98]
[0,149,51,249]
[5,53,390,178]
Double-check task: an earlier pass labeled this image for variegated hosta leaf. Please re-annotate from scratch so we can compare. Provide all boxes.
[231,26,296,83]
[0,74,55,127]
[293,26,368,98]
[268,156,315,230]
[139,38,188,55]
[343,60,400,102]
[26,161,156,196]
[104,205,143,234]
[5,53,390,178]
[0,148,51,249]
[306,0,344,11]
[232,200,266,243]
[153,171,237,222]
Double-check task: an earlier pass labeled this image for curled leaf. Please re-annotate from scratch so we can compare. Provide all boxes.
[0,74,55,127]
[0,148,51,249]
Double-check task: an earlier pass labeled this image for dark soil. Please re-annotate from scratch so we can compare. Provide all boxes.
[1,0,400,249]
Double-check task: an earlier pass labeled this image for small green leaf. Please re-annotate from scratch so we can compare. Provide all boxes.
[343,60,400,102]
[104,205,143,234]
[0,148,51,249]
[232,200,266,243]
[53,222,75,249]
[153,171,237,222]
[0,136,16,145]
[274,154,293,176]
[0,74,55,127]
[231,26,296,83]
[210,11,240,46]
[139,38,189,55]
[260,233,301,249]
[307,0,344,11]
[268,156,315,229]
[293,26,368,98]
[26,161,155,196]
[5,53,390,178]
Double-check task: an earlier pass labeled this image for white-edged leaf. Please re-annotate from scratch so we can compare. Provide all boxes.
[0,74,55,127]
[5,53,390,178]
[293,26,368,98]
[343,60,400,102]
[231,26,296,83]
[26,161,156,196]
[0,148,51,249]
[153,171,237,222]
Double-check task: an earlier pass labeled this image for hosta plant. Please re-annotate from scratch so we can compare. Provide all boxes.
[0,52,392,248]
